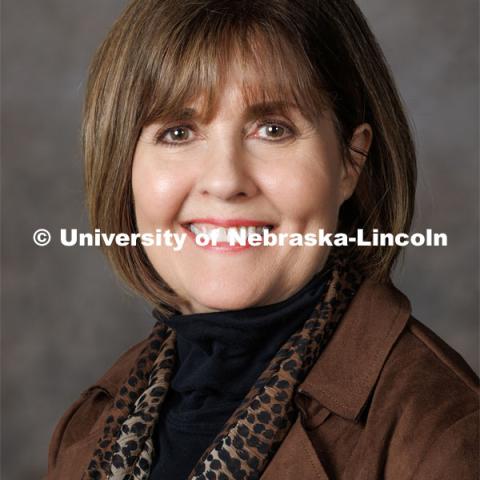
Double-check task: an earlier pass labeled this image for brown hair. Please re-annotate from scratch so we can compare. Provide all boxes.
[83,0,417,314]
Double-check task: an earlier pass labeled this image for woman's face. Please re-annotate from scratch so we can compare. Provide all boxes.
[132,76,370,313]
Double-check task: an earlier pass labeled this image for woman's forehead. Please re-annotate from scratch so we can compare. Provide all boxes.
[168,87,300,119]
[148,71,322,125]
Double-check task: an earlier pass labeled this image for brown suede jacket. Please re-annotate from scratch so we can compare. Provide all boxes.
[45,279,479,479]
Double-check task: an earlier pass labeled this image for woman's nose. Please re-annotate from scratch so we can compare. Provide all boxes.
[196,141,259,201]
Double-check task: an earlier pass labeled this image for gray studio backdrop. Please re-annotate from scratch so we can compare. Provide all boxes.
[2,1,478,479]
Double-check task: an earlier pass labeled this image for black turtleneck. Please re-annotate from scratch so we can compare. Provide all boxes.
[150,270,329,480]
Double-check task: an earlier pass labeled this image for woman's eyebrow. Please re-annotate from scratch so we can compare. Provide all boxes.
[169,107,198,121]
[246,101,297,119]
[157,102,299,124]
[149,107,198,125]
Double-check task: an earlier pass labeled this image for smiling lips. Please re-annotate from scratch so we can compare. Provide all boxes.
[181,217,275,252]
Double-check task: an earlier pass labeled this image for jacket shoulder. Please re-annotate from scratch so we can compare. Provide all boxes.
[292,280,479,480]
[374,316,479,477]
[46,338,149,477]
[387,316,480,406]
[378,314,479,428]
[406,316,478,394]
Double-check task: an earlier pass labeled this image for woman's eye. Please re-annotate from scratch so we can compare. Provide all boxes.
[156,126,193,145]
[255,122,293,141]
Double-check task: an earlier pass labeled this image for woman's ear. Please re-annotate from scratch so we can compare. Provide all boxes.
[340,122,372,203]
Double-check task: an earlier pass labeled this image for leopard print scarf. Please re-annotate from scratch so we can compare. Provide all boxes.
[85,252,362,480]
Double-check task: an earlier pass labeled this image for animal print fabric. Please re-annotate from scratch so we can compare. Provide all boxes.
[85,252,363,480]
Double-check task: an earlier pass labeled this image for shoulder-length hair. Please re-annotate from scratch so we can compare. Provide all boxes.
[83,0,416,314]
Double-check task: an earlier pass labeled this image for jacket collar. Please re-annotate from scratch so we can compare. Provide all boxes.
[298,278,411,421]
[94,279,411,423]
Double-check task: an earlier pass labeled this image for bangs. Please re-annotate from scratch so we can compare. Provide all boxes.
[142,19,330,126]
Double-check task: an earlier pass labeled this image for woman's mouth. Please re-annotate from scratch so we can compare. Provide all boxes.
[180,220,276,252]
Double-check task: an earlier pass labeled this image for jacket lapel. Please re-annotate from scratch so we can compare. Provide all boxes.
[297,279,411,420]
[261,416,330,480]
[261,280,412,480]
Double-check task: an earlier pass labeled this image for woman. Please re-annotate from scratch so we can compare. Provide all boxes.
[45,0,478,479]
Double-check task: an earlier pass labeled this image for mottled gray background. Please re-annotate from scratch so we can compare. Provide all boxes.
[2,1,478,479]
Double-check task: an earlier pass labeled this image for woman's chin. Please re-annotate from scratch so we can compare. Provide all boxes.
[184,284,266,313]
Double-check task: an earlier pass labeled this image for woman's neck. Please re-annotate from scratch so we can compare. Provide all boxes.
[158,268,330,412]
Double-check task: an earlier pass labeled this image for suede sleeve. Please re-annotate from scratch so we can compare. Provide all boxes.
[412,409,480,480]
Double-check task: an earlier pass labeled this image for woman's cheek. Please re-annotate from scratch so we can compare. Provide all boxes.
[265,162,340,225]
[132,153,184,229]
